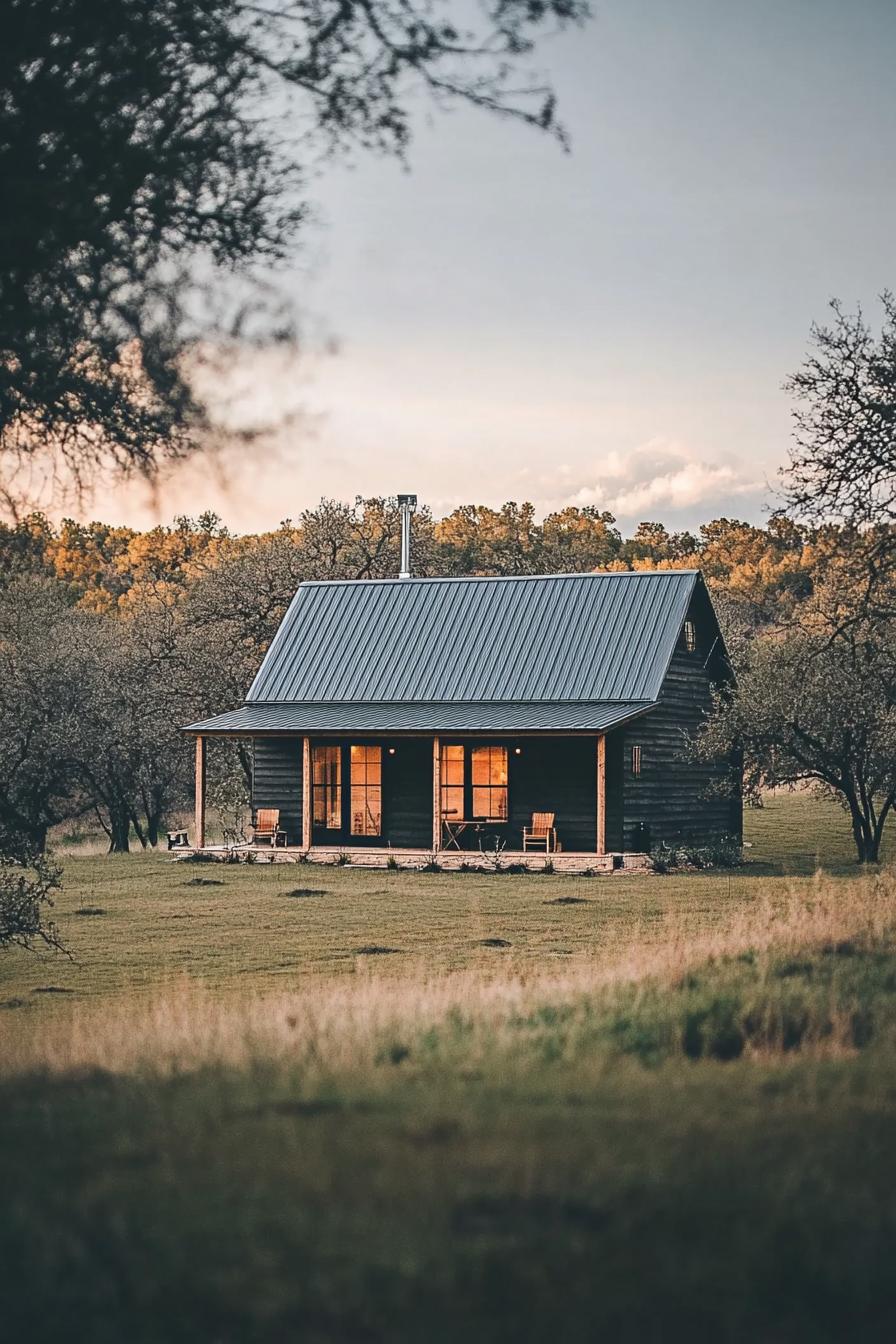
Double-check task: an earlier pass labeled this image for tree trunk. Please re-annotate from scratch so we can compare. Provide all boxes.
[131,811,149,850]
[107,806,131,853]
[847,800,879,864]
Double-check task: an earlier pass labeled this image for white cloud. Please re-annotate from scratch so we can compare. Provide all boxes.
[550,438,765,522]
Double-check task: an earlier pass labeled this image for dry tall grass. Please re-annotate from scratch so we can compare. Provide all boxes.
[4,870,896,1079]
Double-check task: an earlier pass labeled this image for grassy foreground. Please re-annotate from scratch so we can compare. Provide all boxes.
[3,793,896,1341]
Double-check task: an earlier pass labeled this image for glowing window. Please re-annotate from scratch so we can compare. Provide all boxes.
[471,745,508,820]
[440,744,465,820]
[312,745,341,829]
[631,745,642,776]
[683,619,697,653]
[350,745,382,836]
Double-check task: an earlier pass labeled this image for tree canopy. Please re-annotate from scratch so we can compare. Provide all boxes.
[0,0,589,512]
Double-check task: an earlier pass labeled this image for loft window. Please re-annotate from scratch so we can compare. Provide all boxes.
[312,744,341,829]
[631,745,642,776]
[350,744,382,836]
[683,619,697,652]
[440,744,465,821]
[471,745,508,820]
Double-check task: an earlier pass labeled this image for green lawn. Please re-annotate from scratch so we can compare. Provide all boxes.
[0,791,879,1015]
[2,792,896,1342]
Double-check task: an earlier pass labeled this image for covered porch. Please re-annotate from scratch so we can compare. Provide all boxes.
[188,730,633,866]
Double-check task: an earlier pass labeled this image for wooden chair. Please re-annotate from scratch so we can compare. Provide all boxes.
[252,808,285,848]
[522,812,558,853]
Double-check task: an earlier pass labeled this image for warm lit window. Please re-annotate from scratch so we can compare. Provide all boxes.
[440,744,465,820]
[312,744,341,828]
[683,619,697,653]
[471,745,508,820]
[350,745,382,836]
[631,745,642,776]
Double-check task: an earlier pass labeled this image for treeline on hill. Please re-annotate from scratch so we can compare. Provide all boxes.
[0,494,873,861]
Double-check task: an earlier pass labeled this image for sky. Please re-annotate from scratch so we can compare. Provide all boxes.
[95,0,896,535]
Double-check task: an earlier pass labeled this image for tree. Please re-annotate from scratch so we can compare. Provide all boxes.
[0,578,91,851]
[784,294,896,531]
[0,828,63,953]
[700,618,896,864]
[1,0,588,512]
[435,502,541,574]
[538,506,622,572]
[781,295,896,627]
[0,579,90,949]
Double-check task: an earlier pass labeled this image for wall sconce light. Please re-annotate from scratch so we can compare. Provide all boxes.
[513,747,521,755]
[388,746,396,755]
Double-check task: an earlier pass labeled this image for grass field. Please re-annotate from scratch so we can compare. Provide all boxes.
[3,792,896,1341]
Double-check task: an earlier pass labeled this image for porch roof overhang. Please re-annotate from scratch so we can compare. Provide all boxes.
[183,699,655,736]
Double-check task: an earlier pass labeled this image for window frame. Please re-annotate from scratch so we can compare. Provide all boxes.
[631,744,643,777]
[440,743,509,822]
[683,619,697,653]
[439,743,465,823]
[470,744,509,821]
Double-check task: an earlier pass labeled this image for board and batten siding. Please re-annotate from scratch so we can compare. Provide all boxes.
[252,738,304,845]
[618,628,741,850]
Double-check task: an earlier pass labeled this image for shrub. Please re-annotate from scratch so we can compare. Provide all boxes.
[651,836,743,873]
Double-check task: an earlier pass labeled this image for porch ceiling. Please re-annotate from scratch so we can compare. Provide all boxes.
[183,699,655,735]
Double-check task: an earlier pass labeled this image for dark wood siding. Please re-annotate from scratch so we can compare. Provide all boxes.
[604,730,625,853]
[383,740,432,848]
[252,738,303,845]
[619,596,741,849]
[507,737,597,853]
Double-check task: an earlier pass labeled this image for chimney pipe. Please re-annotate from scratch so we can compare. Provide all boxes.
[397,494,417,578]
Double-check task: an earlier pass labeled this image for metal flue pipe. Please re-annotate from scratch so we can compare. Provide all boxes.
[397,493,417,578]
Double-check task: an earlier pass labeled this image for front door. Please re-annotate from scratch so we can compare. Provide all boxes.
[311,742,384,843]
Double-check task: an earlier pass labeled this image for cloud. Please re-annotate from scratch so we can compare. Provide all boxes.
[546,438,766,523]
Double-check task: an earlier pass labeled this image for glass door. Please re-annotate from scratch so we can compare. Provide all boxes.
[350,745,382,837]
[312,744,342,831]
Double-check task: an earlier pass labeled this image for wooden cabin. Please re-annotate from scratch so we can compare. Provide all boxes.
[184,570,741,869]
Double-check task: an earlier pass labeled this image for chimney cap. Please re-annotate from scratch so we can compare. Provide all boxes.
[397,493,417,509]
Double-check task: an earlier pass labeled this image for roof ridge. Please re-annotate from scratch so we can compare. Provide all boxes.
[245,696,658,706]
[297,569,701,588]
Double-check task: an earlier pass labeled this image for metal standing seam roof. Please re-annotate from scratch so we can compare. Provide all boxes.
[184,570,707,735]
[183,699,655,735]
[247,570,700,704]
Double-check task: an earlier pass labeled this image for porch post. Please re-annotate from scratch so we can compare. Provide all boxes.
[194,735,207,849]
[302,736,312,850]
[432,736,441,851]
[596,734,606,855]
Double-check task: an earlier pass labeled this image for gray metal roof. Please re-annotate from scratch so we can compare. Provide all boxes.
[247,570,701,705]
[184,699,655,736]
